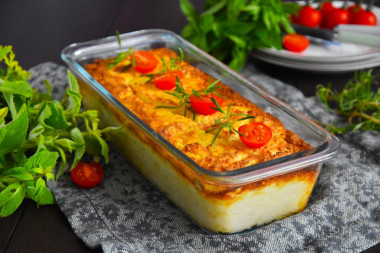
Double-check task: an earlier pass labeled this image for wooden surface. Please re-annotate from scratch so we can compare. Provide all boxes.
[0,1,379,252]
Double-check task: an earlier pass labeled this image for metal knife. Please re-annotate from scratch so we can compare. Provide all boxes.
[292,24,380,48]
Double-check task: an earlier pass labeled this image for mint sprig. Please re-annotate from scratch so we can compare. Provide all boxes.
[0,45,117,217]
[180,0,299,70]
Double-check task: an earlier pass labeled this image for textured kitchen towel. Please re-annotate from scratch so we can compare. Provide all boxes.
[29,62,380,253]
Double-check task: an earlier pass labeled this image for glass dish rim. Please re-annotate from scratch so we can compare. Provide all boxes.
[61,29,340,185]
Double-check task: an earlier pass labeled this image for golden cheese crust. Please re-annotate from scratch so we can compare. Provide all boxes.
[84,48,311,172]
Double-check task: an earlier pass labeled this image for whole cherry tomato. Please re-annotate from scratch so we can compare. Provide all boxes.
[238,122,272,148]
[154,70,183,90]
[283,34,310,53]
[320,8,350,29]
[297,5,322,28]
[189,93,224,115]
[350,10,377,25]
[71,161,104,189]
[132,51,158,73]
[320,1,335,16]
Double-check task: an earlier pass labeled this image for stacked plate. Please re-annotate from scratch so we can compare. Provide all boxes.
[251,4,380,72]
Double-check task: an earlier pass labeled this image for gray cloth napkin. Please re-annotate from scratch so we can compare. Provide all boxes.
[29,62,379,253]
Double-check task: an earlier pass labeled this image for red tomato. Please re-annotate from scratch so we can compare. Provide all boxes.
[70,161,104,189]
[350,10,377,26]
[297,5,322,28]
[290,14,298,24]
[189,93,224,115]
[320,8,350,29]
[347,4,364,15]
[320,1,335,15]
[238,122,272,148]
[283,34,310,53]
[132,51,158,73]
[320,1,335,25]
[153,70,183,90]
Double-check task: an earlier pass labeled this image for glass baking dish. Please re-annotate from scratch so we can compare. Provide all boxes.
[61,29,340,234]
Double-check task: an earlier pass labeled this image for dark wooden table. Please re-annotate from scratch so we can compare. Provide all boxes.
[0,1,379,252]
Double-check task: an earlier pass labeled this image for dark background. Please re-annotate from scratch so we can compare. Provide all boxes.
[0,0,379,253]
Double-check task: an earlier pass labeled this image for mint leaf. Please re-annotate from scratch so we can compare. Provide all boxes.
[0,107,8,127]
[65,71,82,114]
[44,101,70,129]
[24,150,59,172]
[0,80,33,97]
[0,183,25,217]
[70,128,85,170]
[2,167,34,181]
[24,180,54,205]
[0,103,29,157]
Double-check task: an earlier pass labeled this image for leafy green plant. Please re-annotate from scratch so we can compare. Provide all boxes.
[316,70,380,134]
[0,46,117,217]
[180,0,299,70]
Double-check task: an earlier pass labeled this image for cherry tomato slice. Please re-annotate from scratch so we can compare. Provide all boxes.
[238,122,272,148]
[70,161,104,189]
[283,34,310,53]
[132,51,158,73]
[153,70,183,90]
[297,5,322,28]
[190,93,224,115]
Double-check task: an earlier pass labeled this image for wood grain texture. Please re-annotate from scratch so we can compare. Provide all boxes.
[2,199,102,253]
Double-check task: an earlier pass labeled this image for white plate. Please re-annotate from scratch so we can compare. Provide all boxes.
[251,2,380,71]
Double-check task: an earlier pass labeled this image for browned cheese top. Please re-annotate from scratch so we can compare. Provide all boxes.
[84,48,311,172]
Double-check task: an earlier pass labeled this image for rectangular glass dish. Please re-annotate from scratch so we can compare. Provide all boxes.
[61,29,340,234]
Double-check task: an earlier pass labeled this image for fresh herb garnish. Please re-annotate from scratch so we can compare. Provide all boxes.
[170,48,184,70]
[0,46,116,217]
[156,77,195,120]
[206,98,255,146]
[106,31,133,70]
[316,69,380,134]
[192,78,223,99]
[180,0,299,70]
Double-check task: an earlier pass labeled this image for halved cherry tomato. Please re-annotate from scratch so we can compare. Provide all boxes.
[70,161,104,189]
[320,8,350,29]
[132,51,158,73]
[283,34,310,53]
[189,93,224,115]
[238,122,272,148]
[297,5,322,28]
[153,70,183,90]
[350,10,377,26]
